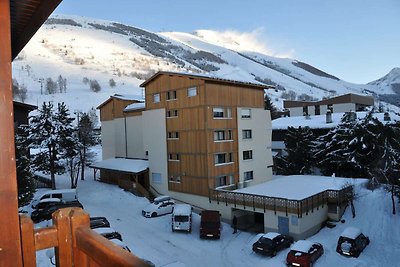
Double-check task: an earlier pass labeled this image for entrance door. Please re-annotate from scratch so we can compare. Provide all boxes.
[278,216,289,235]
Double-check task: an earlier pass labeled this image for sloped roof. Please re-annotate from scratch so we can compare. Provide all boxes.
[140,71,275,90]
[96,94,143,109]
[284,93,374,109]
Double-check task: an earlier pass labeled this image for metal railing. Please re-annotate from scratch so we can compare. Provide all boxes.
[209,185,353,218]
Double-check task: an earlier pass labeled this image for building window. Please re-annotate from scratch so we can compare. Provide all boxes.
[244,171,253,181]
[213,107,232,118]
[166,90,177,100]
[241,108,251,119]
[315,105,320,115]
[216,174,234,187]
[168,132,179,139]
[153,93,160,103]
[242,129,252,139]
[303,106,308,116]
[166,109,178,118]
[243,150,253,160]
[169,175,181,183]
[168,153,180,161]
[187,86,197,97]
[214,152,233,165]
[152,173,162,184]
[213,130,233,142]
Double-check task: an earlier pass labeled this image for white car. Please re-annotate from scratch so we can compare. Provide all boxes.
[142,196,175,218]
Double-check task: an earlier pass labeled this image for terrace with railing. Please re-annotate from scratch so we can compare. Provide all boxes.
[209,185,353,218]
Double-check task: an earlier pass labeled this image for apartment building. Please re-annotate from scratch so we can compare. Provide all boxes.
[98,71,274,209]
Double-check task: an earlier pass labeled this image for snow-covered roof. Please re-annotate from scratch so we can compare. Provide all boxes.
[90,158,148,173]
[112,94,142,101]
[291,240,314,253]
[272,112,399,130]
[93,227,118,235]
[124,102,146,112]
[340,227,362,239]
[173,204,192,216]
[235,175,361,200]
[262,232,281,240]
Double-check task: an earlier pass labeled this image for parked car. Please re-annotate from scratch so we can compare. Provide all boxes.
[31,189,78,208]
[172,204,192,232]
[93,227,123,241]
[90,217,111,229]
[34,198,63,210]
[199,210,221,239]
[252,232,293,257]
[142,196,175,218]
[110,238,131,252]
[31,200,83,223]
[336,227,370,257]
[286,240,324,267]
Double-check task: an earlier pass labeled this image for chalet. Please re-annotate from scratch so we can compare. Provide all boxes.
[97,72,352,239]
[1,1,148,266]
[284,93,374,117]
[13,101,37,129]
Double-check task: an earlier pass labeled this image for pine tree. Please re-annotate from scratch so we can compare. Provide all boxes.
[276,126,315,175]
[15,125,36,207]
[264,94,279,120]
[77,112,96,181]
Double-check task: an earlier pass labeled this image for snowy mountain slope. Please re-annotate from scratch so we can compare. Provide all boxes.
[11,15,400,117]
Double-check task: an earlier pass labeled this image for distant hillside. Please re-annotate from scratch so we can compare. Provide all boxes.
[11,15,400,117]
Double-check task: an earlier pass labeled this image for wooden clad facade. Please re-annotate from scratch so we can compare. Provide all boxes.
[98,96,142,121]
[142,72,270,197]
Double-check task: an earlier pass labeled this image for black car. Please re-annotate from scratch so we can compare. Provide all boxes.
[93,227,123,241]
[252,232,293,257]
[31,200,84,223]
[90,217,111,229]
[336,227,370,258]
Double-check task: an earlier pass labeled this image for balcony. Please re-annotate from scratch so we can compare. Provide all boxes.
[20,207,150,267]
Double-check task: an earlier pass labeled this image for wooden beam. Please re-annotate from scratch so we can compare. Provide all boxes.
[0,0,23,265]
[11,0,63,60]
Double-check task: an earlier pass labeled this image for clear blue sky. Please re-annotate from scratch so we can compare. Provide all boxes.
[55,0,400,84]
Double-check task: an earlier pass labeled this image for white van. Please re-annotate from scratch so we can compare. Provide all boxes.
[31,189,78,208]
[172,204,192,233]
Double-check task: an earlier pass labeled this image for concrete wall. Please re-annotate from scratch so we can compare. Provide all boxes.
[290,107,304,117]
[237,108,273,187]
[142,109,168,195]
[333,103,356,113]
[101,120,116,160]
[126,115,146,159]
[114,118,127,158]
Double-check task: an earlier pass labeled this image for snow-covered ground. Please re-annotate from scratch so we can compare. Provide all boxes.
[30,148,400,267]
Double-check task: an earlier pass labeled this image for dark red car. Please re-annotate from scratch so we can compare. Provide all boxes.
[199,210,221,239]
[286,240,323,267]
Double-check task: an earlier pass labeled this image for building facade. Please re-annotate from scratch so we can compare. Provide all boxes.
[99,72,274,209]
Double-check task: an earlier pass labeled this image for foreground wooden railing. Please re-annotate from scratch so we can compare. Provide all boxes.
[209,186,353,218]
[20,208,151,267]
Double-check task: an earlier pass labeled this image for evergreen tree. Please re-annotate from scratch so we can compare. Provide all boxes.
[28,102,76,189]
[276,126,315,175]
[77,112,96,181]
[315,113,357,177]
[15,125,36,207]
[264,94,279,120]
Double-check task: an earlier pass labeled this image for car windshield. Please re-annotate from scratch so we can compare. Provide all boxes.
[290,250,305,257]
[174,215,189,222]
[259,237,273,246]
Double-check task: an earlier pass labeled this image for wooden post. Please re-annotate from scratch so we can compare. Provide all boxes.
[0,0,23,265]
[20,216,36,267]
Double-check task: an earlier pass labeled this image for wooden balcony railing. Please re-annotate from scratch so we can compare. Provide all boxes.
[209,185,353,218]
[20,207,152,267]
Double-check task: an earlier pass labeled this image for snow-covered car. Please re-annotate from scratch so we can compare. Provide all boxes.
[286,240,323,267]
[142,196,175,218]
[252,232,293,257]
[336,227,369,258]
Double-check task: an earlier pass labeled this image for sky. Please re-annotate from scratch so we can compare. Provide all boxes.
[54,0,400,84]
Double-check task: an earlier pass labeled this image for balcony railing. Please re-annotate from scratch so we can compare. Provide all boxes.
[209,186,353,218]
[20,207,151,267]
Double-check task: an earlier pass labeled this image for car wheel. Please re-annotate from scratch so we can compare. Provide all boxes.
[151,212,157,217]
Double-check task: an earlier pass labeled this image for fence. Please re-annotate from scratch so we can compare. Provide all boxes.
[33,174,52,188]
[209,186,353,218]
